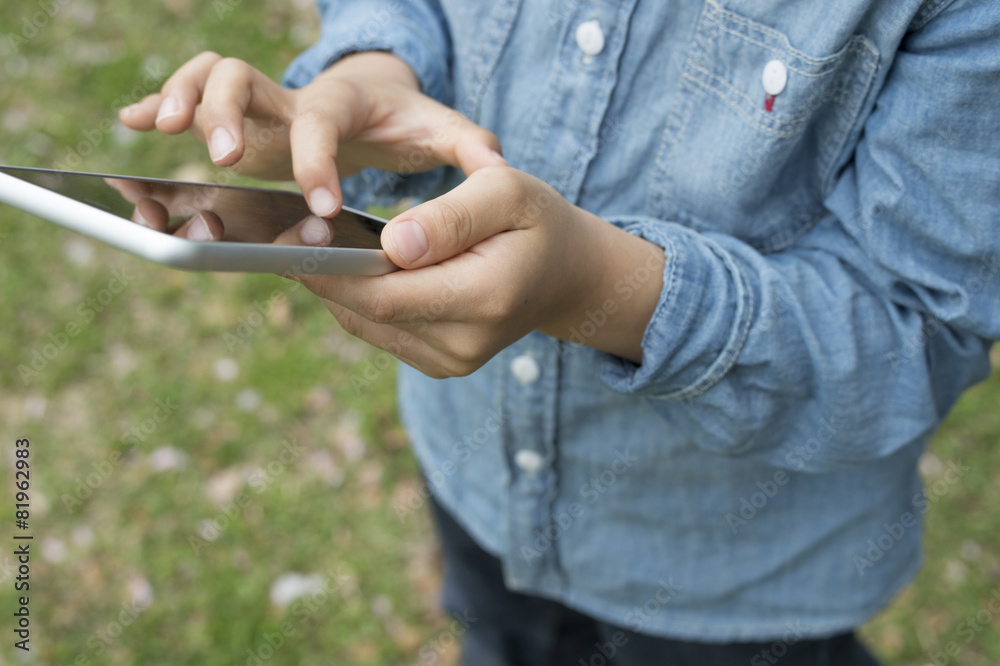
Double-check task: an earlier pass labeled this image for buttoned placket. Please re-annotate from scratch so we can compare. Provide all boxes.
[502,1,636,593]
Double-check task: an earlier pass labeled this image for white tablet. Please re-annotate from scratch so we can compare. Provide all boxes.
[0,165,397,276]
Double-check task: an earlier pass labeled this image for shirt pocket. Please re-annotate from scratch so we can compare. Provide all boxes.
[648,1,879,253]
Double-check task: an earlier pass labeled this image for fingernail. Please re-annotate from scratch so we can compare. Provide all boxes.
[491,149,508,165]
[209,127,237,162]
[121,103,138,118]
[188,214,213,241]
[134,208,152,228]
[156,97,180,123]
[308,188,337,217]
[389,220,428,264]
[300,215,331,246]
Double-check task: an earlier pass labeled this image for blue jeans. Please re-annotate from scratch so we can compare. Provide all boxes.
[430,498,882,666]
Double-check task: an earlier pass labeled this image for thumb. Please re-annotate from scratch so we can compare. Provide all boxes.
[381,166,522,268]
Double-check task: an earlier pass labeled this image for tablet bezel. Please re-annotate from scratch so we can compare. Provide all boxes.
[0,166,397,276]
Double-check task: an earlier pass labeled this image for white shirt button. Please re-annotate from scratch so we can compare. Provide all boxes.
[510,354,541,386]
[514,450,545,475]
[575,20,605,57]
[762,60,788,96]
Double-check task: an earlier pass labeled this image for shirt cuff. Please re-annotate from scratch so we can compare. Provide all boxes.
[598,217,755,400]
[282,9,452,106]
[281,4,454,207]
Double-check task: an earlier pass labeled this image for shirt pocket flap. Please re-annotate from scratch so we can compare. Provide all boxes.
[650,1,880,252]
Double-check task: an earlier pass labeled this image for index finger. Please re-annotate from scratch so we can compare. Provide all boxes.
[294,254,482,328]
[287,78,373,218]
[198,57,294,167]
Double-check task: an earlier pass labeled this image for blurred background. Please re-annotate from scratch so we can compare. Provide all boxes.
[0,1,997,664]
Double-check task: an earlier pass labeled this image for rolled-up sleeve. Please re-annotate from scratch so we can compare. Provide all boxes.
[283,0,454,206]
[600,0,1000,472]
[283,0,452,103]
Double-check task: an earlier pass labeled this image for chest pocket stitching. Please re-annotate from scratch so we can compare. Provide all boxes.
[649,3,880,253]
[697,13,880,134]
[707,0,877,69]
[685,59,869,138]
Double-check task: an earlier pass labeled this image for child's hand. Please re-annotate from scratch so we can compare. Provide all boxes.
[288,167,665,374]
[118,51,506,218]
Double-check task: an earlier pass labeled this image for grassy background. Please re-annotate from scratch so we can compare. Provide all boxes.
[0,1,997,664]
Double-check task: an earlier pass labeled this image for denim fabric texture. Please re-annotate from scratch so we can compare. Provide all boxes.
[430,495,882,666]
[285,0,1000,642]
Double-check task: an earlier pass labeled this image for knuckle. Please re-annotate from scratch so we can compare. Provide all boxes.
[216,56,245,68]
[213,57,252,82]
[290,141,335,181]
[291,108,340,148]
[363,289,397,325]
[291,158,328,187]
[432,197,475,250]
[298,78,357,115]
[294,107,330,128]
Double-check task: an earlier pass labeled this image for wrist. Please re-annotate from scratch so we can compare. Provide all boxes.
[318,51,420,91]
[540,212,664,364]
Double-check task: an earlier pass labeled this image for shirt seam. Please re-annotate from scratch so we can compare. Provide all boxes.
[910,0,961,31]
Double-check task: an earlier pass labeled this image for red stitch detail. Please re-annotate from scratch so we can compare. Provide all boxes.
[764,94,775,112]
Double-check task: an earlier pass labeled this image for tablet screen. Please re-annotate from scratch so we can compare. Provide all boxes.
[0,166,384,250]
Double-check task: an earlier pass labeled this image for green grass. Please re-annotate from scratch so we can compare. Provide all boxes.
[0,2,998,665]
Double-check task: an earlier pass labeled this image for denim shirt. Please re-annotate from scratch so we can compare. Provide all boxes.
[285,0,1000,641]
